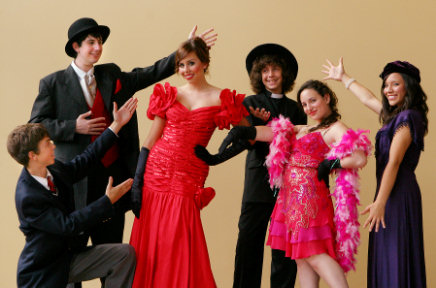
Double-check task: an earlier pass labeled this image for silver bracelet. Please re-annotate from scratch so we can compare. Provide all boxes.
[345,78,355,89]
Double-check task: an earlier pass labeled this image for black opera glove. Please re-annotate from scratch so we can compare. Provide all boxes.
[131,147,150,219]
[195,139,249,166]
[218,125,257,153]
[317,158,341,188]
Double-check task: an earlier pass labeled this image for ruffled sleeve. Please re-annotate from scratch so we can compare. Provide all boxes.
[392,110,425,151]
[326,129,372,273]
[214,89,249,130]
[147,82,177,120]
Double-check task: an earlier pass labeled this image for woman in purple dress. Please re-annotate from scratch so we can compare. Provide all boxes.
[323,58,428,288]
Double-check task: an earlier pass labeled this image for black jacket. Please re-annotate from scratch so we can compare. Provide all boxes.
[242,90,307,203]
[29,53,175,210]
[15,129,118,288]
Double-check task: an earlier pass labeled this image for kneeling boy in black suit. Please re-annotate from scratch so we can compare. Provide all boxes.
[7,98,137,288]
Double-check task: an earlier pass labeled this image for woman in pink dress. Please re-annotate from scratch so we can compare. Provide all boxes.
[208,80,371,288]
[129,37,249,287]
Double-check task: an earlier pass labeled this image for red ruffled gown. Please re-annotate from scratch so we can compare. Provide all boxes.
[267,132,337,260]
[130,83,248,288]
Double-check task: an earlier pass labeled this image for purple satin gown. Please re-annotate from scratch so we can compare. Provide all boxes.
[368,109,427,288]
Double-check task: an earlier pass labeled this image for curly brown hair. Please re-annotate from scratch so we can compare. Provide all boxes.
[249,54,296,94]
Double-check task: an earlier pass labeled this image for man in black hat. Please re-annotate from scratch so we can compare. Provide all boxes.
[233,44,307,288]
[29,17,216,277]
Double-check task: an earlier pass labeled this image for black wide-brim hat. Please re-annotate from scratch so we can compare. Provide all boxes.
[65,17,110,57]
[245,43,298,79]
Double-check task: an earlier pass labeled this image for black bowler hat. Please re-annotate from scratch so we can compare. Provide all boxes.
[245,43,298,79]
[65,17,110,57]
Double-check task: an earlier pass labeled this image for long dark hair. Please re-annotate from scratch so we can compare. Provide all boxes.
[297,80,341,132]
[380,73,428,134]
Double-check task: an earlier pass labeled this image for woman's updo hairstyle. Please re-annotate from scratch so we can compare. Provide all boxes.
[175,37,210,73]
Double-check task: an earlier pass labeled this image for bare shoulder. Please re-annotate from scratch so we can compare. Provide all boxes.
[209,85,222,97]
[295,125,308,134]
[325,121,350,145]
[295,124,306,130]
[176,84,188,97]
[208,86,223,105]
[330,121,349,134]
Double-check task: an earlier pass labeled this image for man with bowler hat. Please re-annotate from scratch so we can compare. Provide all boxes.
[29,17,216,287]
[233,44,307,288]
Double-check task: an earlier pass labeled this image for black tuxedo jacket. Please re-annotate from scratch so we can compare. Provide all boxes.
[15,129,118,288]
[29,53,175,208]
[242,90,307,203]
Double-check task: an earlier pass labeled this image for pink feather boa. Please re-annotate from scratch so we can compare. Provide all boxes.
[265,117,372,273]
[327,129,372,272]
[265,116,295,189]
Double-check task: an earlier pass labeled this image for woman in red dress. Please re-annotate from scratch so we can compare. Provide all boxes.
[129,37,248,288]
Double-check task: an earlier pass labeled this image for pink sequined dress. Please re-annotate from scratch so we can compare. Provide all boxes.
[267,131,337,260]
[130,83,248,288]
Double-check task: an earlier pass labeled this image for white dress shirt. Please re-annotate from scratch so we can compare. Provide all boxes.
[31,170,57,195]
[71,61,96,107]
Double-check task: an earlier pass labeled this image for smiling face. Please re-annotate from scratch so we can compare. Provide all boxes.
[299,88,332,123]
[177,52,208,82]
[261,64,283,94]
[73,35,103,70]
[383,72,407,107]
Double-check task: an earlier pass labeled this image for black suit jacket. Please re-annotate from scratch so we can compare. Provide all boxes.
[242,90,307,203]
[15,129,119,288]
[29,53,175,208]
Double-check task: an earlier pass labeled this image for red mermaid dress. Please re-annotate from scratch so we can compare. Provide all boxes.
[130,83,248,288]
[267,131,337,260]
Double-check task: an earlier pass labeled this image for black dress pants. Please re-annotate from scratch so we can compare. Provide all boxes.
[233,202,297,288]
[87,159,127,245]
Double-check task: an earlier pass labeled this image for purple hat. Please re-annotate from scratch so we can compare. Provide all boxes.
[379,61,421,83]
